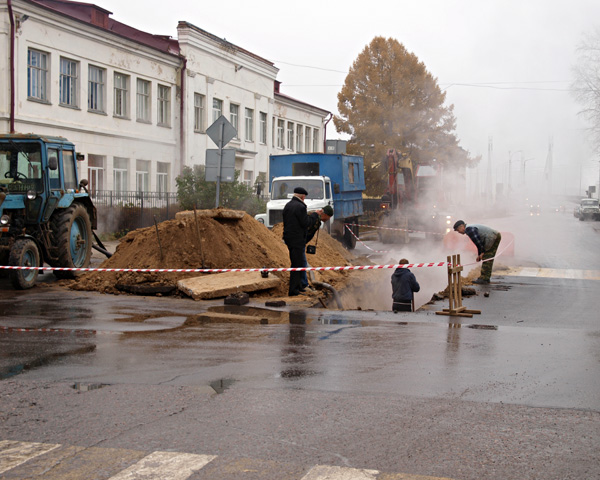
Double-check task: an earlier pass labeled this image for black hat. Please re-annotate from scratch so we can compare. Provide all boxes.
[453,220,466,231]
[322,205,334,217]
[294,187,308,195]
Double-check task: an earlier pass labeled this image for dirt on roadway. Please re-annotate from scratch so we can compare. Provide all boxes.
[70,208,370,299]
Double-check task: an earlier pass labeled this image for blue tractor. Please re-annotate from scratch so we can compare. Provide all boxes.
[0,134,106,289]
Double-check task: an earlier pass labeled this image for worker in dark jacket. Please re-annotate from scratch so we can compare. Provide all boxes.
[300,205,334,291]
[453,220,501,284]
[391,259,420,312]
[282,187,315,296]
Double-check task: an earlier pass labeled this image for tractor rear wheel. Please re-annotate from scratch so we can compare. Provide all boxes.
[9,238,40,289]
[49,203,93,279]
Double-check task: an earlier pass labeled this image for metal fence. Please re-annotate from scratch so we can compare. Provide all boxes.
[90,190,181,234]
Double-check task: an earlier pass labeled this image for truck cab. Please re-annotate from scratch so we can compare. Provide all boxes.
[255,176,334,230]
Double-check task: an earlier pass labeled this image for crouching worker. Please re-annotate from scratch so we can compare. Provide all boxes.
[391,259,420,312]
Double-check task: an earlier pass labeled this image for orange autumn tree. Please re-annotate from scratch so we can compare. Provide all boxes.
[334,36,478,197]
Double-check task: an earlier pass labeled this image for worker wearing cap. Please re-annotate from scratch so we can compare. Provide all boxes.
[306,205,333,243]
[453,220,501,284]
[282,187,315,296]
[300,205,334,291]
[391,258,420,312]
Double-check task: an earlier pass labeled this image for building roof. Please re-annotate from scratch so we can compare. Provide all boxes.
[177,21,274,68]
[274,81,330,116]
[27,0,180,56]
[24,0,329,115]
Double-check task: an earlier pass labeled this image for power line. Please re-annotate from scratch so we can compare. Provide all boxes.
[273,60,348,74]
[284,83,572,91]
[441,83,571,92]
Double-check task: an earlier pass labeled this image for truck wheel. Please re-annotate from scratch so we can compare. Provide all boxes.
[49,203,93,279]
[343,223,357,250]
[9,238,40,289]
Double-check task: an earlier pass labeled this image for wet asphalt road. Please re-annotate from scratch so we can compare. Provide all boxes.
[0,206,599,479]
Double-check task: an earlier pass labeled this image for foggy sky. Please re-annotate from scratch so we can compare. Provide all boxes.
[97,0,600,196]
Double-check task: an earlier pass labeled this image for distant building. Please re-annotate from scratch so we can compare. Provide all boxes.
[0,0,330,195]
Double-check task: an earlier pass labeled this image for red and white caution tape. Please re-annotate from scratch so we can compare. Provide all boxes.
[0,263,450,273]
[0,326,103,335]
[458,238,515,268]
[345,222,445,236]
[344,224,393,254]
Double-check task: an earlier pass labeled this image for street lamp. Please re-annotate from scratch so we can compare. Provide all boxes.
[508,150,523,195]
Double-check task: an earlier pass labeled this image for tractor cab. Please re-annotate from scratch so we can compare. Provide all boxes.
[0,134,98,289]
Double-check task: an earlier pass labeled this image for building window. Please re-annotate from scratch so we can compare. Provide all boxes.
[59,57,78,107]
[277,119,285,149]
[259,112,267,144]
[157,162,169,196]
[157,84,170,126]
[88,65,105,113]
[245,108,254,142]
[114,73,129,118]
[296,125,303,152]
[87,154,104,194]
[230,104,239,138]
[313,129,320,152]
[305,126,311,152]
[113,157,129,192]
[212,98,222,122]
[194,93,205,132]
[287,122,294,150]
[136,79,151,122]
[136,160,150,193]
[243,170,253,187]
[27,49,48,101]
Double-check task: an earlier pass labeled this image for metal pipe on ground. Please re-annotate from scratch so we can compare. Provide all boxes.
[307,267,343,309]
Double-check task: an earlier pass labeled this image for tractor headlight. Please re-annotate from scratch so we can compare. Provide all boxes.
[26,190,37,200]
[0,214,9,225]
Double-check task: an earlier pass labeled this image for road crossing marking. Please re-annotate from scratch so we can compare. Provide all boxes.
[501,267,600,280]
[0,440,457,479]
[301,465,379,479]
[0,440,60,474]
[107,450,216,480]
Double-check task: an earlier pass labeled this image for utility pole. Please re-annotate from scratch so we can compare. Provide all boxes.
[486,136,493,204]
[544,136,553,195]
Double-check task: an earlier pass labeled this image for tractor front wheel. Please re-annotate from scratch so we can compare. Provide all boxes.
[9,238,41,289]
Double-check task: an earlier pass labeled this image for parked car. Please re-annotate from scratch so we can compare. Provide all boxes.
[579,198,600,221]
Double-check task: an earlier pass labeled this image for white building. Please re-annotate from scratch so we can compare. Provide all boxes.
[0,0,330,194]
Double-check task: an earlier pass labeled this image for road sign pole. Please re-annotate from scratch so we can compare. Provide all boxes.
[206,115,237,207]
[215,123,224,208]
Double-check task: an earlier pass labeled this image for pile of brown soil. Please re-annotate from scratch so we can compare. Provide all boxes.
[72,209,358,297]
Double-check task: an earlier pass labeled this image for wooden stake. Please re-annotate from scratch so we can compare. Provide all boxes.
[436,253,481,318]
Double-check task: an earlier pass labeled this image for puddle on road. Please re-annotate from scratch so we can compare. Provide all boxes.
[0,345,96,380]
[209,378,236,394]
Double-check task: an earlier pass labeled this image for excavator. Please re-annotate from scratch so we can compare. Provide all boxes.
[377,149,452,243]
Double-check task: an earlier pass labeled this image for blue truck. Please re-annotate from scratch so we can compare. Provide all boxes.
[255,153,365,249]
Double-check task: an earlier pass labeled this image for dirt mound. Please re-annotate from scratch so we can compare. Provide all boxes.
[72,209,357,297]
